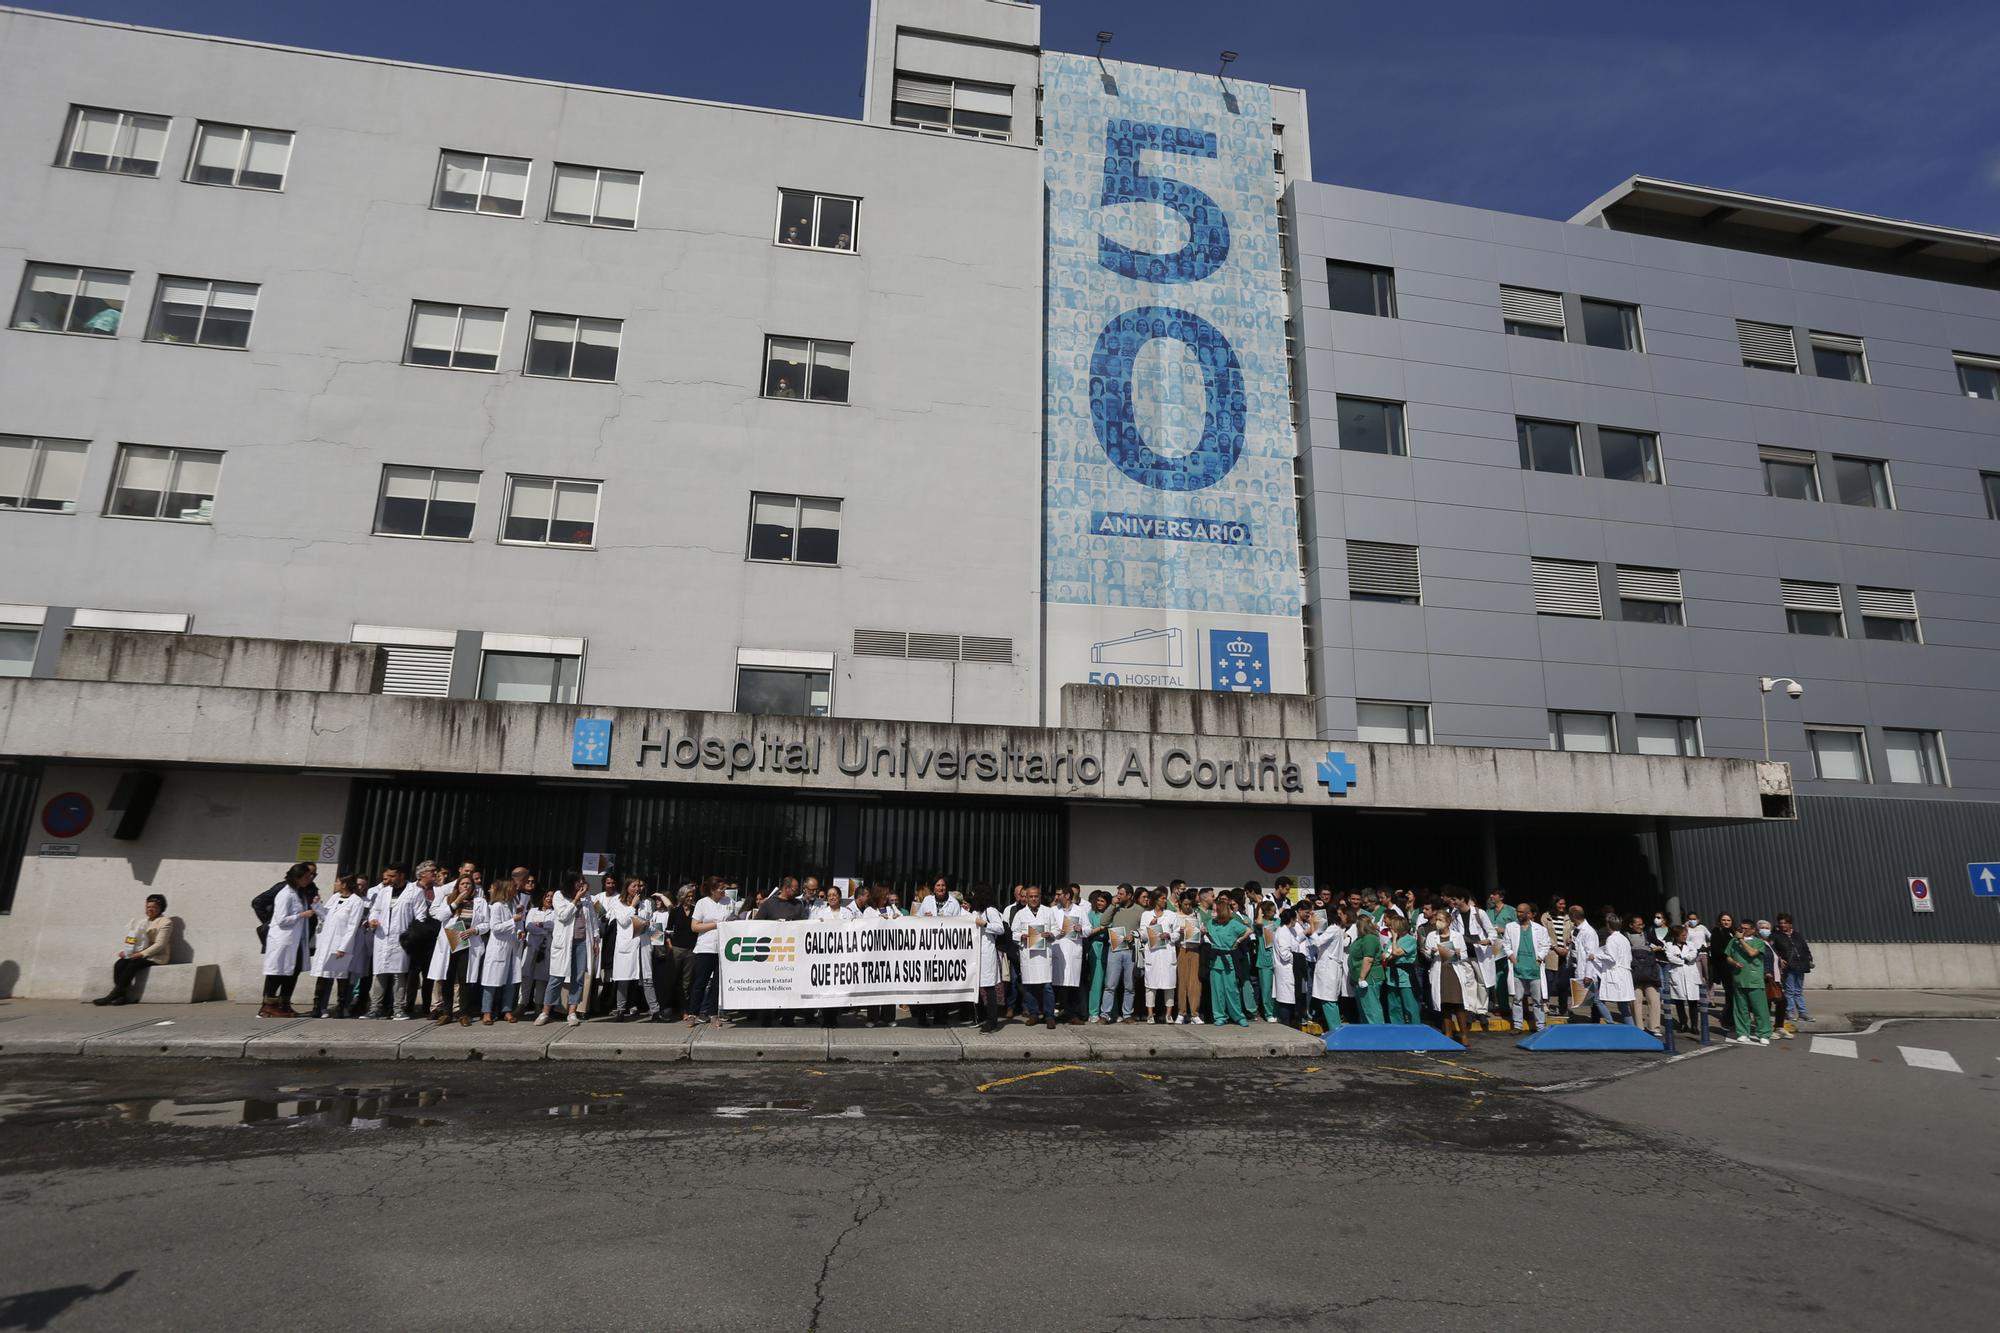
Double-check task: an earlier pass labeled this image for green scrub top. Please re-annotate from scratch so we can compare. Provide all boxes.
[1493,905,1518,926]
[1255,919,1275,966]
[1726,937,1767,984]
[1348,930,1382,980]
[1385,934,1417,988]
[1206,915,1249,953]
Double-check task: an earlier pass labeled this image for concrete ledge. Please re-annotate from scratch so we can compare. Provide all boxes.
[77,963,219,1004]
[1811,943,2000,991]
[548,1022,695,1062]
[1082,1021,1212,1059]
[823,1026,964,1063]
[83,1013,308,1057]
[247,1017,425,1061]
[400,1019,552,1061]
[689,1026,830,1062]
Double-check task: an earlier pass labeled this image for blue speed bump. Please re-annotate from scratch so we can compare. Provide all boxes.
[1516,1024,1664,1052]
[1324,1024,1465,1053]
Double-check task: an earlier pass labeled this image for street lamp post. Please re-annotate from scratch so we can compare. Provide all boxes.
[1757,676,1804,761]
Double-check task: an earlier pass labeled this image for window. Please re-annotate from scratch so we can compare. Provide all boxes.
[735,666,832,717]
[1327,261,1396,317]
[1356,701,1430,745]
[547,163,640,228]
[0,625,35,677]
[1737,319,1798,371]
[1956,354,2000,400]
[352,625,456,698]
[58,106,168,176]
[1760,446,1820,501]
[1634,715,1702,757]
[1346,541,1421,604]
[1806,727,1869,782]
[1985,473,2000,519]
[748,493,841,565]
[775,190,858,252]
[1616,566,1684,625]
[107,444,220,522]
[374,465,478,540]
[1882,729,1947,786]
[479,652,579,704]
[186,122,293,190]
[1580,298,1643,352]
[1531,558,1603,617]
[1335,397,1406,456]
[1829,455,1892,509]
[1599,428,1663,484]
[0,435,88,513]
[404,302,504,372]
[1549,711,1615,753]
[890,73,1013,140]
[1809,332,1868,383]
[1499,286,1565,340]
[763,336,851,403]
[1856,587,1920,643]
[1517,419,1582,476]
[145,277,257,349]
[526,314,620,381]
[432,151,530,215]
[1780,579,1845,637]
[12,263,130,336]
[502,475,599,548]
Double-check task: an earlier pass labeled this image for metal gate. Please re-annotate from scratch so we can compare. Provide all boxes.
[855,799,1063,898]
[342,779,592,884]
[613,792,833,891]
[0,761,41,913]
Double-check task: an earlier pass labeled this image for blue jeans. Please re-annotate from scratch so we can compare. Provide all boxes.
[689,953,720,1017]
[1782,970,1809,1021]
[541,937,587,1010]
[1098,951,1135,1018]
[482,980,513,1016]
[1020,980,1055,1020]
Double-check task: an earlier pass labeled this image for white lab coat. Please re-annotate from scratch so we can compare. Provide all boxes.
[1592,930,1635,1002]
[477,899,523,988]
[609,900,652,982]
[812,901,856,922]
[1309,923,1349,1002]
[521,906,554,983]
[548,892,593,981]
[1051,905,1085,987]
[261,886,314,976]
[1462,908,1499,988]
[1272,924,1299,1005]
[1139,909,1180,990]
[915,894,963,918]
[309,892,368,979]
[974,907,1005,987]
[1568,921,1601,982]
[1683,923,1711,954]
[426,896,483,982]
[361,883,401,973]
[1421,926,1475,1005]
[1012,904,1059,985]
[1501,921,1552,1000]
[1663,942,1703,1000]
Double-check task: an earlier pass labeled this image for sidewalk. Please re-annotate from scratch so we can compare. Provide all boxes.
[0,1001,1323,1064]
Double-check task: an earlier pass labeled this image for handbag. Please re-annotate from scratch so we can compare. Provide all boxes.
[1764,977,1783,1001]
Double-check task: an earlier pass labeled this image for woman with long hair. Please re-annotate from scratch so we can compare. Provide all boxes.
[476,879,522,1024]
[259,862,320,1019]
[535,873,593,1027]
[520,884,554,1015]
[1173,888,1204,1024]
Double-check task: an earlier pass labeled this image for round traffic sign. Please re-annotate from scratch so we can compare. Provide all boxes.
[42,792,93,839]
[1910,879,1929,899]
[1253,833,1291,875]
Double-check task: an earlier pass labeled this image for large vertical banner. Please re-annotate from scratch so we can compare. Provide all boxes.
[1041,54,1304,718]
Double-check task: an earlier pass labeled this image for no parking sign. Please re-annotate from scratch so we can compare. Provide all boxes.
[1907,876,1934,914]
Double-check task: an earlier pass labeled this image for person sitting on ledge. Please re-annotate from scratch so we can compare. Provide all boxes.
[91,894,175,1006]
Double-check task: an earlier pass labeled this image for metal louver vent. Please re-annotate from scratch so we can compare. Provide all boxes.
[1854,587,1916,618]
[1811,331,1865,353]
[907,632,961,661]
[1532,558,1603,617]
[960,635,1014,664]
[852,628,1014,664]
[1346,541,1421,601]
[377,644,454,697]
[1615,566,1683,602]
[1780,579,1843,613]
[853,629,908,658]
[1737,319,1798,368]
[1500,286,1566,328]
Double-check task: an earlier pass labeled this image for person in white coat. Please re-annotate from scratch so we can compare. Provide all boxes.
[519,885,554,1015]
[970,884,1008,1034]
[476,883,524,1024]
[1664,923,1705,1032]
[1502,903,1553,1032]
[258,862,320,1018]
[1271,908,1301,1027]
[1308,907,1351,1033]
[1590,912,1636,1024]
[610,879,665,1022]
[308,874,370,1018]
[536,874,595,1027]
[1564,904,1605,1023]
[1421,910,1475,1041]
[1138,889,1180,1025]
[1050,885,1087,1024]
[426,871,483,1025]
[1011,885,1061,1028]
[362,863,420,1019]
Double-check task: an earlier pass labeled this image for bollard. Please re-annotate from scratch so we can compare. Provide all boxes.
[1661,1003,1677,1055]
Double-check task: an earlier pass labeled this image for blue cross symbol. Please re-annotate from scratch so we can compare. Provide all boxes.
[1316,750,1357,797]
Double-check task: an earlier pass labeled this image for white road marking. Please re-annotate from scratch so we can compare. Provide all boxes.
[1810,1036,1857,1058]
[1897,1046,1963,1073]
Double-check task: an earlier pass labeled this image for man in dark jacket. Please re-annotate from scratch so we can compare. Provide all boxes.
[1771,912,1814,1026]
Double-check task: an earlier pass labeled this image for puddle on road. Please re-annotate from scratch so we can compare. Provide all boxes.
[0,1087,453,1130]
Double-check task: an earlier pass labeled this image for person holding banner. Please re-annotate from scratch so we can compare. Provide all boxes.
[685,878,730,1026]
[1011,885,1061,1028]
[914,876,963,1027]
[1139,888,1180,1024]
[1048,885,1086,1023]
[971,883,1008,1034]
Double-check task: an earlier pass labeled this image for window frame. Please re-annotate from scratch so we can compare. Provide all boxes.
[1983,472,2000,520]
[1355,700,1431,745]
[746,491,842,567]
[105,443,222,524]
[1549,710,1617,754]
[546,162,642,229]
[371,464,480,542]
[499,474,601,550]
[477,650,580,705]
[1760,447,1821,502]
[1806,726,1871,783]
[403,301,506,373]
[1828,454,1894,510]
[11,262,133,338]
[1615,565,1685,626]
[1881,728,1948,787]
[773,189,861,253]
[1856,587,1921,644]
[1579,297,1644,352]
[1955,353,2000,401]
[1499,285,1566,341]
[523,311,622,382]
[0,622,38,679]
[56,105,170,177]
[761,335,853,404]
[144,276,259,350]
[733,664,834,718]
[1345,540,1422,605]
[890,73,1014,141]
[1517,418,1583,477]
[1808,332,1869,384]
[0,435,89,515]
[1326,260,1397,318]
[184,120,295,192]
[1597,426,1665,484]
[1632,714,1703,758]
[430,150,531,217]
[1334,395,1407,456]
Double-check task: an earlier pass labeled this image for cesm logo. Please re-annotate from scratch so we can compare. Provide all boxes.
[723,935,797,964]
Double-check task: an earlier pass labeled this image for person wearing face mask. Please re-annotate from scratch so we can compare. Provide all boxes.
[1663,924,1704,1032]
[1725,920,1774,1045]
[1753,919,1793,1038]
[1707,912,1738,1035]
[1770,912,1814,1034]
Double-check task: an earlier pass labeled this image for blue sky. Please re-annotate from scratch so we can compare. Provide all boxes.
[29,0,2000,230]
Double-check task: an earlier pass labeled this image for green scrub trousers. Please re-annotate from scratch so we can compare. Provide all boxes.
[1208,957,1248,1025]
[1354,981,1385,1024]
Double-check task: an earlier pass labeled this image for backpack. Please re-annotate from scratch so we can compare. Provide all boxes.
[1627,935,1661,987]
[399,899,441,960]
[251,881,283,925]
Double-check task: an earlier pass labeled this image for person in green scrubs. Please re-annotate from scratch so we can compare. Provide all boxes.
[1080,889,1111,1021]
[1725,920,1774,1045]
[1251,899,1277,1021]
[1348,922,1384,1023]
[1383,914,1420,1023]
[1203,896,1251,1026]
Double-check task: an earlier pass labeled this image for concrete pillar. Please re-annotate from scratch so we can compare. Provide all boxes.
[30,607,73,678]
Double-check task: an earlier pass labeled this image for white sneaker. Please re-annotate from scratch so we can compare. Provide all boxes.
[1192,1016,1205,1025]
[1729,1035,1754,1045]
[1513,1022,1526,1032]
[565,1013,580,1027]
[1755,1037,1771,1046]
[533,1012,550,1027]
[1263,1016,1277,1023]
[391,1014,411,1022]
[1777,1029,1793,1039]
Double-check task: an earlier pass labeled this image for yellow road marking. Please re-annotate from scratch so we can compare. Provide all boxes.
[1376,1065,1482,1082]
[975,1064,1121,1093]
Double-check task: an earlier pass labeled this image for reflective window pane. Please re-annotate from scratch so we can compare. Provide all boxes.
[0,627,36,678]
[1808,729,1866,781]
[1580,299,1640,351]
[1328,260,1394,317]
[1599,429,1661,483]
[1518,420,1581,475]
[526,314,574,377]
[1764,458,1819,501]
[1830,456,1889,508]
[1812,345,1866,382]
[1863,616,1918,643]
[1622,599,1682,625]
[1337,397,1405,456]
[1959,360,2000,400]
[551,481,598,546]
[809,341,851,403]
[796,497,841,564]
[572,319,620,381]
[815,197,856,250]
[749,494,795,561]
[765,338,808,398]
[1505,320,1564,341]
[1882,729,1943,785]
[503,477,553,543]
[735,667,830,717]
[777,190,816,246]
[1550,711,1613,752]
[1786,608,1844,637]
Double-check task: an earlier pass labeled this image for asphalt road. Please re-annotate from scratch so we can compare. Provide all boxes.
[0,1021,1994,1331]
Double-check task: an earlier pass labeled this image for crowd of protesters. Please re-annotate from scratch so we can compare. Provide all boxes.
[89,862,1814,1045]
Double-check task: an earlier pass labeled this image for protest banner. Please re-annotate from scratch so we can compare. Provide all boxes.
[717,918,978,1009]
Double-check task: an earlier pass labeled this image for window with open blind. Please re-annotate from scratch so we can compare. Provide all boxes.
[1346,541,1421,603]
[1856,587,1920,642]
[1500,286,1565,339]
[1532,558,1602,617]
[1781,579,1845,637]
[1737,319,1798,370]
[1616,565,1684,624]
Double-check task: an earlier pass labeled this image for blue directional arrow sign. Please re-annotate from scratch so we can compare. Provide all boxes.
[1970,863,2000,897]
[1316,750,1358,798]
